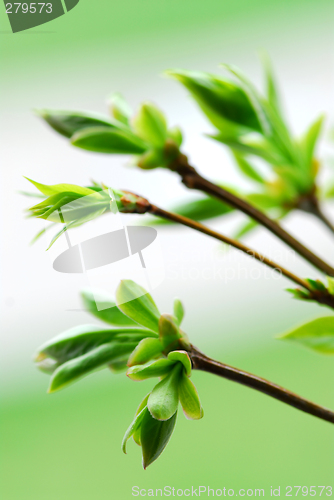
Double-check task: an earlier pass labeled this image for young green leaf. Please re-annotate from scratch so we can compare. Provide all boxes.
[147,363,182,420]
[167,126,183,147]
[71,126,148,154]
[122,407,147,453]
[116,280,161,333]
[178,373,204,420]
[35,109,117,138]
[25,178,96,197]
[173,298,184,326]
[233,152,265,184]
[132,102,168,147]
[107,93,133,126]
[126,358,175,381]
[159,314,181,352]
[278,316,334,354]
[167,350,192,377]
[141,409,177,469]
[132,393,150,446]
[150,196,232,225]
[35,324,147,365]
[327,277,334,296]
[127,338,163,367]
[49,341,138,392]
[261,53,282,115]
[81,288,138,327]
[299,115,324,169]
[166,69,262,133]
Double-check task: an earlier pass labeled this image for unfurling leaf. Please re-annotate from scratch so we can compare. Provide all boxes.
[107,93,133,125]
[178,373,204,420]
[71,126,148,154]
[116,280,161,333]
[167,350,192,377]
[127,338,163,367]
[126,358,175,381]
[166,69,262,134]
[122,407,147,453]
[35,324,148,365]
[278,316,334,354]
[149,196,232,225]
[132,102,168,147]
[81,288,137,327]
[141,409,177,469]
[35,109,117,138]
[48,341,138,392]
[173,298,184,325]
[147,363,182,420]
[159,314,181,352]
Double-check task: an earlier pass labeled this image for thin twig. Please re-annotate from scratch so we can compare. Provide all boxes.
[190,346,334,424]
[150,205,312,292]
[168,155,334,277]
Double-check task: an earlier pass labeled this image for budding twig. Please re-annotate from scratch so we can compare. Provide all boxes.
[190,346,334,424]
[168,154,334,277]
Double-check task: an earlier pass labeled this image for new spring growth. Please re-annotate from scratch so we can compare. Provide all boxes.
[36,98,183,170]
[34,279,202,467]
[25,178,152,248]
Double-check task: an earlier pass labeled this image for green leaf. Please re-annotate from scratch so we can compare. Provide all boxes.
[141,409,177,469]
[167,69,262,133]
[233,152,265,184]
[167,196,232,223]
[132,102,168,147]
[167,126,183,147]
[148,364,181,420]
[233,219,258,240]
[127,338,163,367]
[327,277,334,296]
[211,134,281,165]
[126,358,175,381]
[173,298,184,326]
[71,126,148,154]
[167,350,192,377]
[107,93,133,126]
[133,393,150,445]
[35,324,149,365]
[278,316,334,354]
[116,280,161,333]
[136,148,165,170]
[48,341,138,392]
[159,314,181,351]
[299,115,324,169]
[122,407,147,453]
[261,53,281,114]
[81,288,138,327]
[220,63,271,137]
[305,279,327,293]
[178,373,204,420]
[35,109,117,138]
[25,178,96,198]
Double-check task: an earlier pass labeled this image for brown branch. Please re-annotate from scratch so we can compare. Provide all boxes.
[190,346,334,424]
[168,155,334,277]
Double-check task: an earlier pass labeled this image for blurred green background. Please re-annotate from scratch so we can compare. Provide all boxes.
[1,0,334,498]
